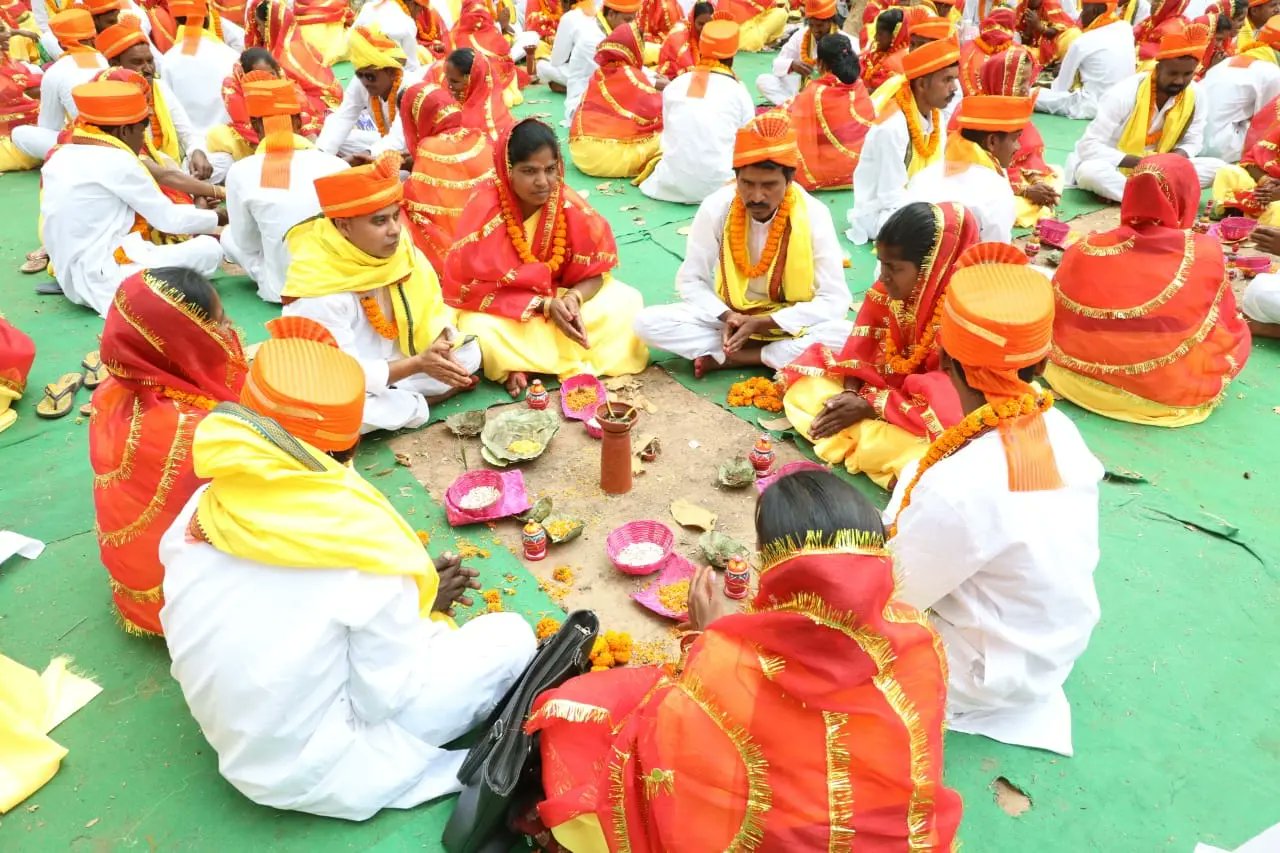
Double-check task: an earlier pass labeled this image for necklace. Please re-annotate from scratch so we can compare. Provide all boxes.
[728,185,793,278]
[360,294,399,339]
[895,86,941,161]
[881,289,944,374]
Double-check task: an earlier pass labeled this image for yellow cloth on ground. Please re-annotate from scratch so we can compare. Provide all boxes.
[0,655,101,814]
[1211,165,1280,225]
[568,134,660,178]
[1044,362,1216,427]
[456,278,649,381]
[736,6,787,52]
[1118,74,1196,162]
[204,124,255,162]
[715,183,815,319]
[782,374,929,488]
[1014,165,1066,228]
[283,217,455,356]
[192,409,449,617]
[0,138,39,173]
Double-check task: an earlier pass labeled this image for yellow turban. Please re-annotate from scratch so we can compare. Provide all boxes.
[347,25,406,70]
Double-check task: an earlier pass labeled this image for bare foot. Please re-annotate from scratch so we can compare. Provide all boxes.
[548,81,566,94]
[693,356,719,379]
[505,371,529,397]
[1247,318,1280,339]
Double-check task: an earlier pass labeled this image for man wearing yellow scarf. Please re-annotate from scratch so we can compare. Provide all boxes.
[158,317,536,821]
[1067,24,1222,201]
[1201,15,1280,163]
[317,24,423,162]
[282,152,480,433]
[907,93,1037,242]
[634,113,852,376]
[1034,0,1135,120]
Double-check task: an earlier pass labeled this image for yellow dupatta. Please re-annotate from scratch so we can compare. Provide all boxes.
[282,217,454,357]
[715,183,816,322]
[1117,73,1196,161]
[193,406,445,618]
[942,131,1004,177]
[149,80,181,165]
[1230,43,1279,66]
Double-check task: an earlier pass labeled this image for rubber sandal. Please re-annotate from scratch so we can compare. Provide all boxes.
[21,256,49,275]
[34,280,62,295]
[25,248,47,262]
[35,373,82,420]
[79,402,94,418]
[82,350,107,389]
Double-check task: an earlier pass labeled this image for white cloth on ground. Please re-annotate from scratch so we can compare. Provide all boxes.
[907,156,1017,243]
[1199,59,1280,162]
[1034,20,1135,120]
[756,27,857,106]
[848,107,932,243]
[884,406,1103,756]
[160,37,239,139]
[159,492,536,821]
[1243,272,1280,323]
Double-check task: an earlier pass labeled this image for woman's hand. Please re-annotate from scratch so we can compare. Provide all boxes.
[418,336,476,388]
[682,564,741,632]
[188,150,213,181]
[432,551,481,615]
[809,390,874,439]
[548,293,589,348]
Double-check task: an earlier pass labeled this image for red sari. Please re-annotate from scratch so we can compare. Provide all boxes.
[569,24,662,146]
[788,72,875,190]
[246,0,342,111]
[443,119,618,319]
[861,16,910,91]
[1015,0,1078,67]
[401,82,496,273]
[221,66,323,148]
[1134,0,1189,59]
[526,0,567,43]
[91,271,248,636]
[638,0,682,43]
[0,60,39,142]
[448,0,526,89]
[959,7,1016,95]
[529,542,963,851]
[781,202,979,440]
[1050,155,1251,422]
[656,19,698,78]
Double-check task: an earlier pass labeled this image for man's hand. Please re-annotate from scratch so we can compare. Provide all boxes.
[418,337,476,388]
[722,311,772,354]
[548,294,589,348]
[1119,154,1143,170]
[654,74,670,91]
[401,150,414,172]
[1253,225,1280,255]
[1022,182,1060,208]
[809,390,874,439]
[344,151,374,167]
[789,60,814,77]
[215,206,229,227]
[1171,148,1191,160]
[432,551,481,616]
[1254,177,1279,207]
[188,150,213,181]
[680,564,741,632]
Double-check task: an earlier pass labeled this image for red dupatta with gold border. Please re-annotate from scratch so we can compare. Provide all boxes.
[789,73,875,190]
[0,61,39,137]
[638,0,682,42]
[976,47,1052,193]
[569,23,662,143]
[246,0,342,110]
[656,19,697,78]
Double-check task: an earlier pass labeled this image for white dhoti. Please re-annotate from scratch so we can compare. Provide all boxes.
[338,128,383,158]
[1071,155,1225,202]
[1244,272,1280,323]
[634,303,853,370]
[535,60,569,86]
[12,125,57,162]
[755,72,800,106]
[361,337,482,434]
[1034,87,1100,121]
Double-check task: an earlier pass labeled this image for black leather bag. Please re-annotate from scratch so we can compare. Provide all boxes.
[441,610,599,853]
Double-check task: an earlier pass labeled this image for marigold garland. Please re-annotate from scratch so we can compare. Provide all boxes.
[800,28,816,66]
[890,390,1053,536]
[535,616,561,640]
[359,294,399,340]
[894,86,941,162]
[370,69,402,138]
[590,630,633,671]
[728,185,794,279]
[727,376,784,412]
[500,180,569,275]
[882,293,944,375]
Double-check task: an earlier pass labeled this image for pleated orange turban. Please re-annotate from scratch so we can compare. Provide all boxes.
[699,18,738,59]
[805,0,837,19]
[84,0,123,14]
[956,94,1035,132]
[245,77,300,117]
[1255,14,1280,44]
[72,80,149,125]
[239,318,364,453]
[911,16,955,40]
[733,112,798,168]
[1250,0,1271,8]
[903,37,960,79]
[50,8,96,47]
[604,0,642,12]
[1155,26,1207,59]
[246,76,301,188]
[169,0,207,19]
[95,20,147,59]
[314,152,404,218]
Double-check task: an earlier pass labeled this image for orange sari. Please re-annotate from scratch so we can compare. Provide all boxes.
[638,0,682,43]
[1049,155,1251,425]
[529,542,963,851]
[91,271,248,636]
[789,73,875,190]
[656,18,697,78]
[960,7,1016,95]
[861,17,910,91]
[401,82,496,274]
[246,0,342,111]
[569,23,662,176]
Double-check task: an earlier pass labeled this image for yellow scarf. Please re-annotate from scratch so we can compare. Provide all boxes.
[149,80,180,165]
[1117,73,1196,160]
[282,217,452,357]
[1239,16,1257,51]
[193,407,445,618]
[715,184,815,321]
[204,124,254,159]
[943,132,1003,177]
[1230,43,1279,65]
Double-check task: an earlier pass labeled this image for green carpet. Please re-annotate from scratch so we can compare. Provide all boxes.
[2,50,1277,853]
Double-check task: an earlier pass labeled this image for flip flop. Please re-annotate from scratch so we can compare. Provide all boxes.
[82,350,107,389]
[20,247,48,274]
[34,280,62,295]
[79,402,94,418]
[35,373,82,420]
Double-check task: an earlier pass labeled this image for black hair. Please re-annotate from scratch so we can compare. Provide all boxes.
[328,440,361,465]
[507,118,560,165]
[959,127,991,146]
[240,47,278,73]
[755,470,885,549]
[1216,12,1234,31]
[878,202,940,266]
[255,0,268,23]
[148,267,220,317]
[691,1,715,18]
[447,47,475,75]
[1232,0,1248,17]
[734,159,797,182]
[817,33,860,83]
[876,8,904,31]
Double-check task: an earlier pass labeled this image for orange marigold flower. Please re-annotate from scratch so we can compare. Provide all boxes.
[535,617,561,640]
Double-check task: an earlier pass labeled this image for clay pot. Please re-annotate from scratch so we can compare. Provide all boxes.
[596,402,638,495]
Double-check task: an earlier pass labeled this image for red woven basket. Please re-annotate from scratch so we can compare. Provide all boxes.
[1219,216,1256,243]
[606,520,675,576]
[446,470,505,516]
[1037,219,1070,248]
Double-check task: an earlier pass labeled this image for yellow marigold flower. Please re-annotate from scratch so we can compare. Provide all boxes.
[552,565,575,584]
[415,530,431,546]
[535,617,561,640]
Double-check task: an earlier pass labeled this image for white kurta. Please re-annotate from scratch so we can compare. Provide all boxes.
[159,492,537,821]
[155,78,207,166]
[756,27,856,106]
[848,108,932,244]
[1243,272,1280,322]
[885,407,1103,756]
[1200,58,1280,162]
[282,289,481,432]
[634,184,853,368]
[1034,21,1135,120]
[161,38,239,139]
[221,144,349,302]
[353,0,425,70]
[907,158,1016,243]
[11,52,108,161]
[1067,75,1221,202]
[535,6,591,88]
[564,14,608,123]
[41,144,222,316]
[638,71,755,204]
[316,69,427,158]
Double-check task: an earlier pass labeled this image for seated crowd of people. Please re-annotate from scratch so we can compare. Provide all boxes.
[1,0,1275,845]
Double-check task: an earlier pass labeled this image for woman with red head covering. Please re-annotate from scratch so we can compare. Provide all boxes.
[0,45,40,172]
[1015,0,1081,67]
[446,0,526,102]
[787,32,875,190]
[1048,154,1251,426]
[441,46,515,141]
[292,0,353,66]
[861,6,909,91]
[91,268,248,636]
[655,0,713,78]
[569,22,662,177]
[960,6,1016,94]
[245,0,341,111]
[1135,0,1191,58]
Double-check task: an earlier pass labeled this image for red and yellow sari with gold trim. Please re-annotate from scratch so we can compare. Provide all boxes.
[220,65,323,153]
[0,61,40,156]
[1133,0,1189,60]
[246,0,342,110]
[426,48,515,141]
[959,8,1016,95]
[401,81,496,274]
[1014,0,1078,67]
[91,271,248,636]
[447,0,528,89]
[861,19,910,92]
[529,535,963,852]
[789,72,875,190]
[974,47,1053,198]
[656,18,697,78]
[1048,154,1251,426]
[569,22,662,177]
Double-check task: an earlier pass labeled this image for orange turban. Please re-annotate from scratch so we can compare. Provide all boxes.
[169,0,207,19]
[956,94,1035,132]
[1250,0,1271,8]
[699,18,739,59]
[733,112,798,168]
[804,0,837,19]
[245,77,301,118]
[72,79,149,125]
[314,152,404,218]
[95,20,147,59]
[84,0,122,14]
[246,76,301,188]
[604,0,642,12]
[50,8,96,48]
[239,318,364,453]
[903,37,960,79]
[1256,14,1280,44]
[1156,26,1207,59]
[911,16,954,40]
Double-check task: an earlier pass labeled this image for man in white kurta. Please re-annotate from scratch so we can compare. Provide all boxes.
[159,332,534,821]
[886,257,1102,757]
[354,0,431,70]
[563,0,639,123]
[12,9,108,162]
[317,25,426,160]
[848,37,960,243]
[42,80,223,316]
[638,20,754,203]
[635,114,852,372]
[755,0,853,105]
[1067,43,1222,202]
[1200,19,1280,162]
[160,0,239,141]
[1034,2,1135,120]
[536,0,591,88]
[221,77,348,302]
